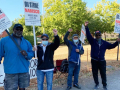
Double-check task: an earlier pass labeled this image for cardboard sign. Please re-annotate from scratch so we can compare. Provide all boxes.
[80,24,86,44]
[0,9,12,34]
[114,14,120,33]
[24,0,41,26]
[0,59,37,87]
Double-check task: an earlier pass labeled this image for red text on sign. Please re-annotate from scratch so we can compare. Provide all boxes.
[0,13,5,19]
[25,8,39,14]
[82,30,85,36]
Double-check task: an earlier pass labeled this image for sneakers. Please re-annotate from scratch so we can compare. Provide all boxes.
[103,86,107,90]
[66,86,72,90]
[93,84,99,90]
[73,84,81,89]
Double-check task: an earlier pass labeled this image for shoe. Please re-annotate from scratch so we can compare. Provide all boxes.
[73,84,81,89]
[66,86,72,90]
[93,84,99,90]
[103,86,107,90]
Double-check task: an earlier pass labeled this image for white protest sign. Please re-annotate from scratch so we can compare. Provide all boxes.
[24,0,41,26]
[0,64,5,87]
[114,14,120,33]
[80,24,86,44]
[0,8,12,34]
[0,59,37,87]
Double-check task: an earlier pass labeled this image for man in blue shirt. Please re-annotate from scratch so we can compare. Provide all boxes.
[0,24,34,90]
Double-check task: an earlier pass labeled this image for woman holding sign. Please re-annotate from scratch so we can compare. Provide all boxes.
[33,29,60,90]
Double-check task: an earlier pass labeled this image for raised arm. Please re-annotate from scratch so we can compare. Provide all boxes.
[51,29,60,51]
[85,21,94,44]
[64,28,73,46]
[106,38,120,49]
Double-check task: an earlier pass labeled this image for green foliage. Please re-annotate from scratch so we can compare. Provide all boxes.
[24,35,36,46]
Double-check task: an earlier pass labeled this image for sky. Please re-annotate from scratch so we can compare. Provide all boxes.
[0,0,120,21]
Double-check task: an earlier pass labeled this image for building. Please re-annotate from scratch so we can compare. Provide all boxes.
[0,31,7,40]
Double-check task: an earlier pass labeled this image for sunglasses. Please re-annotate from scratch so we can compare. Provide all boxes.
[96,35,101,36]
[42,38,48,40]
[16,28,23,31]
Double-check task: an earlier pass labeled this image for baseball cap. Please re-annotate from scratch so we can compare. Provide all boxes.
[41,34,49,39]
[13,24,23,29]
[95,30,101,35]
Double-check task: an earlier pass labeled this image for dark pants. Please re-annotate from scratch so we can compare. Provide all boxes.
[67,61,80,87]
[91,59,107,86]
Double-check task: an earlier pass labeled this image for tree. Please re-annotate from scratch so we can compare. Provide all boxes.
[42,0,93,39]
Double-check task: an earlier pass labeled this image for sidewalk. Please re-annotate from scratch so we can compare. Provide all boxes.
[53,70,120,90]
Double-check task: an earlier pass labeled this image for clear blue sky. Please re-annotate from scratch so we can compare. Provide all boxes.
[0,0,119,21]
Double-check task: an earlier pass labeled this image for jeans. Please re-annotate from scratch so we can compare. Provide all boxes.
[37,70,53,90]
[67,61,80,87]
[91,59,107,86]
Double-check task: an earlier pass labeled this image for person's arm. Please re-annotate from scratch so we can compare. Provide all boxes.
[106,38,120,49]
[85,21,94,44]
[79,46,84,55]
[24,41,35,60]
[64,28,72,46]
[51,29,60,51]
[0,39,4,64]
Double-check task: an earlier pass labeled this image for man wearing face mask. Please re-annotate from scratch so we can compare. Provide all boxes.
[0,24,34,90]
[33,29,60,90]
[85,21,120,90]
[64,28,84,90]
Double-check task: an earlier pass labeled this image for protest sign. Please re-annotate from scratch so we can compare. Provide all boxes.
[0,8,12,34]
[114,14,120,33]
[80,24,86,44]
[24,0,41,58]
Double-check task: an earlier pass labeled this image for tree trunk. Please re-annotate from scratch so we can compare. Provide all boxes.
[104,32,106,41]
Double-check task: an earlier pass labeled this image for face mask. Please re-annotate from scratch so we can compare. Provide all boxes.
[96,38,101,41]
[73,39,78,43]
[42,41,48,46]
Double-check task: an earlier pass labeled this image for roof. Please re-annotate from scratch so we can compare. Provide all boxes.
[0,31,7,37]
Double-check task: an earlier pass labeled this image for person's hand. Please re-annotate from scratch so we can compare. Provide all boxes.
[85,21,89,26]
[20,50,28,56]
[68,28,73,32]
[76,49,79,52]
[33,46,37,51]
[117,38,120,42]
[53,29,58,36]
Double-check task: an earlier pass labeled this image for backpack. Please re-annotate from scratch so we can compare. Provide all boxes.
[60,59,69,73]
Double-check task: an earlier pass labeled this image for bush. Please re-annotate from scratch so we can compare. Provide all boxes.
[24,35,36,46]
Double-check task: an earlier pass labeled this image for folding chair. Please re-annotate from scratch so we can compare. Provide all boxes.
[54,59,68,78]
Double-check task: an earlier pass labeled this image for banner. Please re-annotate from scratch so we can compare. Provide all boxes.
[0,59,37,87]
[0,8,12,34]
[114,14,120,33]
[24,0,41,26]
[80,24,86,44]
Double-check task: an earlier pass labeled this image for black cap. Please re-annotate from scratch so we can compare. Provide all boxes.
[13,24,23,29]
[41,34,49,39]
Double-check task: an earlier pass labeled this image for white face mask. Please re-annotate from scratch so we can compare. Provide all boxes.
[73,39,79,43]
[42,41,48,46]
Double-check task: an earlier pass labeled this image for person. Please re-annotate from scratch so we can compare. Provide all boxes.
[33,29,60,90]
[85,21,120,90]
[64,28,84,90]
[0,24,34,90]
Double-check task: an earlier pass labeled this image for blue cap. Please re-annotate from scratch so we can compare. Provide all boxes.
[13,24,23,29]
[95,30,101,35]
[41,34,49,39]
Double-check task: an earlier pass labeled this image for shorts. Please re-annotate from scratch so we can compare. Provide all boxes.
[4,73,30,90]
